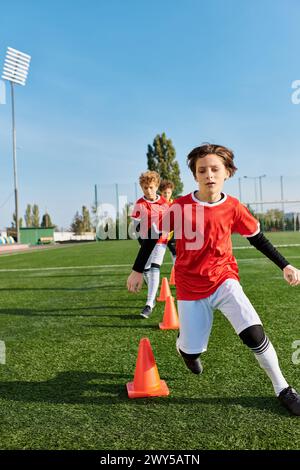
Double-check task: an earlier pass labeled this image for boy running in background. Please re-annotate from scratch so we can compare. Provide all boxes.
[128,143,300,415]
[131,171,169,318]
[159,180,176,264]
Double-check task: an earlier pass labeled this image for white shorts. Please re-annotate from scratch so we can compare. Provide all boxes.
[177,278,262,354]
[144,243,167,270]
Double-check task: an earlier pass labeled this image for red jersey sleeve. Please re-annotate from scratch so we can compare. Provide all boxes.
[232,202,260,237]
[130,201,145,221]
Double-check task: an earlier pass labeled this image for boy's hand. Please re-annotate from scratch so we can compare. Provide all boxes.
[283,265,300,286]
[127,271,143,293]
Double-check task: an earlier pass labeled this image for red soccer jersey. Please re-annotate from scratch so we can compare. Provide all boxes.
[164,192,259,300]
[131,195,169,240]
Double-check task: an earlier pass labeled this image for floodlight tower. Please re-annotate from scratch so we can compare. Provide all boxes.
[244,174,266,213]
[1,47,31,242]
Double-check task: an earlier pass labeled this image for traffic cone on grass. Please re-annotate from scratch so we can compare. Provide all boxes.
[159,296,179,330]
[126,338,169,398]
[157,277,171,301]
[169,266,175,286]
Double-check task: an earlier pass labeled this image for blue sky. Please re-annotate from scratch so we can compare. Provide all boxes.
[1,0,300,229]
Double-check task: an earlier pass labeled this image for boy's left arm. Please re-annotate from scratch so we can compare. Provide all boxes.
[247,232,300,286]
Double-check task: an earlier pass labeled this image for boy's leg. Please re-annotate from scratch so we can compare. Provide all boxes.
[239,324,288,395]
[177,298,214,373]
[212,279,288,394]
[143,257,151,286]
[146,244,167,306]
[213,279,300,414]
[141,244,167,317]
[239,324,300,415]
[138,238,151,285]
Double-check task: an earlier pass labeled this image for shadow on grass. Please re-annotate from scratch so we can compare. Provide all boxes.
[0,285,127,291]
[0,371,287,415]
[22,273,131,279]
[0,308,146,317]
[82,324,159,329]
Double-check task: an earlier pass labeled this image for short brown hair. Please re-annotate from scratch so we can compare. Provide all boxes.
[160,179,175,192]
[139,170,160,187]
[187,143,237,178]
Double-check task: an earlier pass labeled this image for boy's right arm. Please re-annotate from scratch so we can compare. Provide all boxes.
[126,235,158,293]
[127,204,174,293]
[127,271,143,293]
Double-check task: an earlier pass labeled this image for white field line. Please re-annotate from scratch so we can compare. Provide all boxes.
[0,244,299,273]
[1,257,300,272]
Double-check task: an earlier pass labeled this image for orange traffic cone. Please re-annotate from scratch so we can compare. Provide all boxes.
[159,296,180,330]
[157,277,171,301]
[169,266,175,286]
[126,338,169,398]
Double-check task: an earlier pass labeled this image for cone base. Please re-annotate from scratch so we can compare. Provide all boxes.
[126,380,169,398]
[159,322,179,330]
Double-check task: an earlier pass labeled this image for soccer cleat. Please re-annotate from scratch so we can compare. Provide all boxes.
[278,386,300,416]
[176,338,203,375]
[140,305,152,319]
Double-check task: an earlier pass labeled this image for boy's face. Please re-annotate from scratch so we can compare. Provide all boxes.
[161,188,173,202]
[195,154,229,196]
[141,182,159,201]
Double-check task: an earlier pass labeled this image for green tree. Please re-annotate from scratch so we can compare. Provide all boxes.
[147,132,183,197]
[41,212,53,228]
[70,206,92,234]
[25,204,32,227]
[82,206,92,232]
[296,214,300,231]
[11,213,23,229]
[70,211,84,234]
[32,204,40,227]
[260,209,284,232]
[285,217,293,231]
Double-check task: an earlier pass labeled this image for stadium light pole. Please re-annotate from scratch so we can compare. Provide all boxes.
[244,174,266,213]
[238,177,242,201]
[258,174,266,213]
[280,175,285,231]
[243,176,258,212]
[1,46,31,243]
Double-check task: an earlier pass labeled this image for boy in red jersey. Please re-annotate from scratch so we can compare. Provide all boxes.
[131,171,169,318]
[127,144,300,415]
[159,180,177,264]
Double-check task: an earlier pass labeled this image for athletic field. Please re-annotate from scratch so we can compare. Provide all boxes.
[0,232,300,450]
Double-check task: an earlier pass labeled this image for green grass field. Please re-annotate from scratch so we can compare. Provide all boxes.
[0,233,300,450]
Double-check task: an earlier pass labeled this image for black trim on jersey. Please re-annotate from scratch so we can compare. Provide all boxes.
[246,231,290,270]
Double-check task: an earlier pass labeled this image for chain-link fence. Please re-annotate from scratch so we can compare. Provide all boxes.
[94,176,300,239]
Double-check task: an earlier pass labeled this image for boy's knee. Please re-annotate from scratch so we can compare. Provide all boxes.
[179,349,203,374]
[239,324,265,348]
